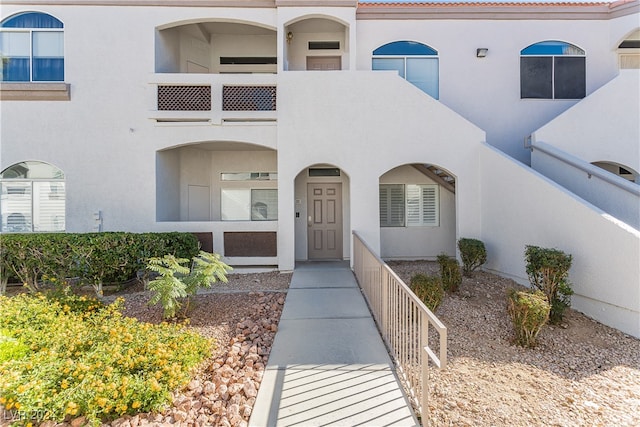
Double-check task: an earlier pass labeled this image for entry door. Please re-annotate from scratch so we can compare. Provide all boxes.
[307,183,342,259]
[306,56,342,71]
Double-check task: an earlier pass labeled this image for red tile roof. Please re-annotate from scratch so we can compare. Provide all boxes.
[357,1,618,7]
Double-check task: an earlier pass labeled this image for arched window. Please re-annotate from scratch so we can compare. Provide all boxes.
[520,41,585,99]
[0,12,64,82]
[372,41,439,99]
[618,29,640,69]
[0,161,65,232]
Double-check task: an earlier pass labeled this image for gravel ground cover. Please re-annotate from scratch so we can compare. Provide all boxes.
[388,260,640,427]
[3,264,639,427]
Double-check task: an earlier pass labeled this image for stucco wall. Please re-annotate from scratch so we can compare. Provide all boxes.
[356,18,627,164]
[531,142,640,230]
[481,144,640,338]
[1,2,638,336]
[276,71,485,270]
[0,4,279,234]
[533,70,640,174]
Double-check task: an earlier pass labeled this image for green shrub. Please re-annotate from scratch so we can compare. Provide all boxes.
[147,251,232,319]
[458,238,487,277]
[507,289,550,348]
[0,243,8,296]
[436,254,462,292]
[0,330,30,363]
[0,232,200,297]
[409,274,445,312]
[0,293,211,426]
[524,245,574,324]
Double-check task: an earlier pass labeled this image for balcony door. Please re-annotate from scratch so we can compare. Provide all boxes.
[307,183,342,259]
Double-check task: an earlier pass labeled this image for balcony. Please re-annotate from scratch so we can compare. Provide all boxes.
[148,74,277,124]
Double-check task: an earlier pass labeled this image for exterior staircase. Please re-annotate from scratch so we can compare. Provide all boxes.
[412,163,456,193]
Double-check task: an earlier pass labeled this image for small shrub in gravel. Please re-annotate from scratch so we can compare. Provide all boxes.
[524,245,573,324]
[410,274,445,311]
[458,238,487,277]
[437,254,462,292]
[507,288,550,348]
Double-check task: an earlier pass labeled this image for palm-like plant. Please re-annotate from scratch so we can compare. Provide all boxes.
[146,251,232,319]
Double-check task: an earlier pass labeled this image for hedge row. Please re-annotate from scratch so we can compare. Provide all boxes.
[0,232,200,295]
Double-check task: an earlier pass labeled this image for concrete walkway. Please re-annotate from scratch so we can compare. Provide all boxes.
[249,261,419,427]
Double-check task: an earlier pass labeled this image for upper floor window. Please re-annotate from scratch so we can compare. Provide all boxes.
[0,161,65,232]
[520,41,585,99]
[618,30,640,69]
[0,12,64,82]
[372,41,439,99]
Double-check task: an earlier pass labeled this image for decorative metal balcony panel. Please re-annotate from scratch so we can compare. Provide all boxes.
[157,85,211,111]
[223,85,277,111]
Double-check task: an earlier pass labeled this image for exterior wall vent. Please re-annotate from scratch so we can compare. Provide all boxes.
[220,57,277,64]
[309,41,340,50]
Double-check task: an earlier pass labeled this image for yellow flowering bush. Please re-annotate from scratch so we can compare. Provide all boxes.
[0,293,212,426]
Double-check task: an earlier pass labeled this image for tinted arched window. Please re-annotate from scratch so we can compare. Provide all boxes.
[520,41,585,99]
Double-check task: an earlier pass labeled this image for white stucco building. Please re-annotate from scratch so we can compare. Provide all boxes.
[1,0,639,337]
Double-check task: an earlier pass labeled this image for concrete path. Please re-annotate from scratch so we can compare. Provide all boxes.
[249,261,419,427]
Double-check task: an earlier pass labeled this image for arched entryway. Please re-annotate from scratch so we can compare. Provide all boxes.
[155,20,277,74]
[284,16,350,71]
[294,164,351,261]
[379,163,457,260]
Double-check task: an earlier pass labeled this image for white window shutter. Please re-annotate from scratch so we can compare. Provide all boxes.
[33,182,65,232]
[421,185,439,226]
[406,184,439,227]
[406,185,422,226]
[380,184,405,227]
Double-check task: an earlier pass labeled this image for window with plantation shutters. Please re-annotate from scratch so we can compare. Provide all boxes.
[0,161,65,232]
[380,184,405,227]
[406,184,439,227]
[379,184,439,227]
[32,182,65,231]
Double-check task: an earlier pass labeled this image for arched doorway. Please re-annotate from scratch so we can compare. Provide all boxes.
[379,163,457,260]
[284,17,349,71]
[294,164,351,261]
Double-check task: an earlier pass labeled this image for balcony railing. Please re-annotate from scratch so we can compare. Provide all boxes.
[149,74,277,124]
[222,85,276,111]
[158,85,211,111]
[353,231,447,426]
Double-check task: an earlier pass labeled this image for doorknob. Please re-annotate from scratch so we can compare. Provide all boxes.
[308,216,312,227]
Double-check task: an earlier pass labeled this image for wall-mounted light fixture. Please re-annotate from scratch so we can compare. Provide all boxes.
[476,48,488,58]
[286,32,293,44]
